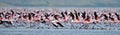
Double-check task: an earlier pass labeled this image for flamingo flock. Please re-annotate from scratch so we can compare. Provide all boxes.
[0,8,120,30]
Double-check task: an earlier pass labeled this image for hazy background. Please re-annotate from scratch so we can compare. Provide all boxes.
[0,0,120,7]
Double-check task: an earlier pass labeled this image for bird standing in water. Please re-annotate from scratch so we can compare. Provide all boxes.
[52,15,64,28]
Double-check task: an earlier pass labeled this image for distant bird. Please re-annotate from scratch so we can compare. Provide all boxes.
[100,14,108,21]
[108,13,114,21]
[74,10,79,20]
[52,15,64,28]
[69,12,74,20]
[94,12,98,20]
[114,13,120,21]
[82,12,86,19]
[85,15,90,23]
